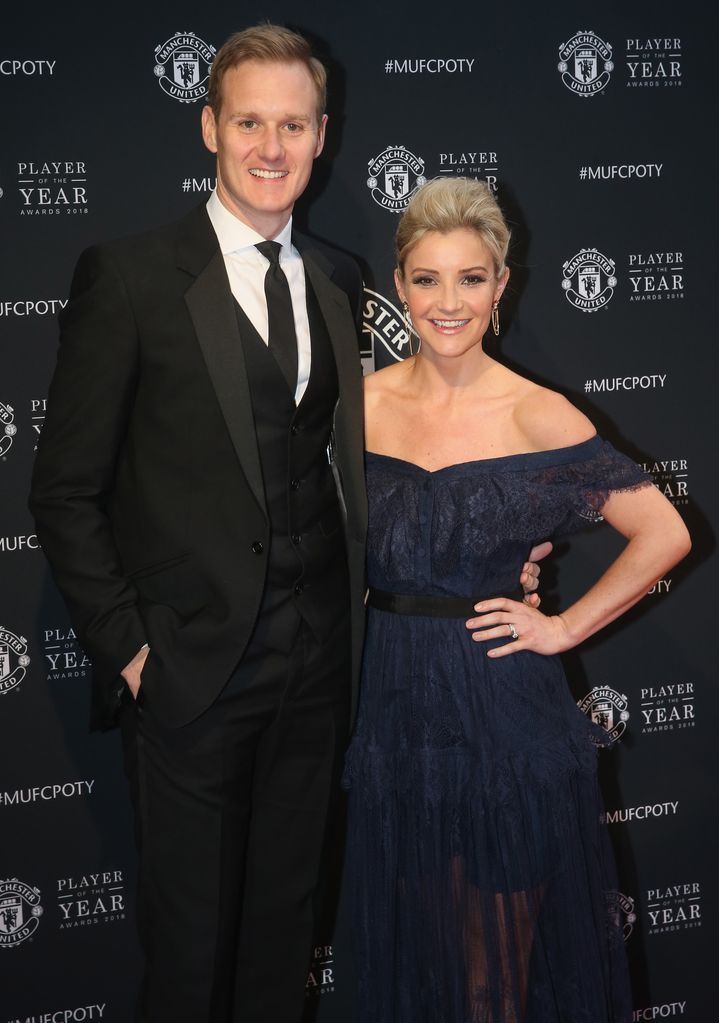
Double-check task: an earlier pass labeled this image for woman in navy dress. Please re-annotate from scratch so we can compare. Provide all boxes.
[344,177,690,1023]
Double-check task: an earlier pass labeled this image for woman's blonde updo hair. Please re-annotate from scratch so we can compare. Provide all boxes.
[395,176,510,279]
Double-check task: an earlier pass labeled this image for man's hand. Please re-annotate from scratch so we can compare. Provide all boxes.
[520,541,553,608]
[121,645,149,700]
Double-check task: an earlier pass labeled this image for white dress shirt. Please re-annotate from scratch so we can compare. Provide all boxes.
[206,190,312,404]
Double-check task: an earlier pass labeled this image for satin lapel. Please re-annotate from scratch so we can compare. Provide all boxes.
[183,246,266,516]
[301,250,367,539]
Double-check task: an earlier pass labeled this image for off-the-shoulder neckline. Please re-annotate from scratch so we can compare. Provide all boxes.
[365,435,602,475]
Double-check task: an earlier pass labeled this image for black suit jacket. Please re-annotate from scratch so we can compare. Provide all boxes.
[29,204,367,729]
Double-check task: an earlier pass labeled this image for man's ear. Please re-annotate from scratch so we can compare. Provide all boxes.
[314,114,328,158]
[201,105,218,154]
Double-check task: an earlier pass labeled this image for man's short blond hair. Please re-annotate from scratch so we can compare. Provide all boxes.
[207,24,327,124]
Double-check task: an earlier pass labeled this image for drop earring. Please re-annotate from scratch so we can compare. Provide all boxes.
[491,302,500,337]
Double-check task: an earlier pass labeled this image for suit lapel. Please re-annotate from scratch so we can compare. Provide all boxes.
[179,208,266,516]
[299,245,367,540]
[300,248,358,393]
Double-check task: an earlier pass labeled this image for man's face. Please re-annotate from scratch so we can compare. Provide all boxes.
[201,60,326,238]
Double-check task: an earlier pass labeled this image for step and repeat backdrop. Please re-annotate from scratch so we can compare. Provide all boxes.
[1,1,716,1020]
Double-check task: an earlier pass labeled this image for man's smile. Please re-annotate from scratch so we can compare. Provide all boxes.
[249,168,289,179]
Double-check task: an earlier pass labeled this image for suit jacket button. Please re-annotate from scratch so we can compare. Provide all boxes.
[290,425,299,436]
[291,533,301,545]
[290,478,301,491]
[294,583,304,596]
[251,540,264,554]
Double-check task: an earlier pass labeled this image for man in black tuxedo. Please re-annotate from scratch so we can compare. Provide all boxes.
[30,24,366,1023]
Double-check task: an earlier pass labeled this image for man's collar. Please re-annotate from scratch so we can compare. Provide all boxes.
[206,190,293,253]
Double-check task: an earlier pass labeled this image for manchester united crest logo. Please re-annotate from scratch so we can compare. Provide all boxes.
[558,30,614,96]
[154,32,216,103]
[0,626,31,695]
[562,248,617,311]
[0,401,17,458]
[578,685,629,741]
[606,890,636,941]
[366,146,426,212]
[0,879,43,947]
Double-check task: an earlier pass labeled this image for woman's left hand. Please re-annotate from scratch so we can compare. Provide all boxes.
[465,597,573,658]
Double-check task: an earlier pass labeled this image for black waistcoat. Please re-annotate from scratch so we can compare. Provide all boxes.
[235,276,349,651]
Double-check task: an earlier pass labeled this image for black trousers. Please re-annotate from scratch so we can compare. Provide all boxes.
[120,617,351,1023]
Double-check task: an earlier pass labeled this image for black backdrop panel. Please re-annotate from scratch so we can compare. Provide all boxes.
[1,2,715,1019]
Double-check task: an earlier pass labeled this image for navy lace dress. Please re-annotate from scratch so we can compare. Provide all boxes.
[344,436,649,1023]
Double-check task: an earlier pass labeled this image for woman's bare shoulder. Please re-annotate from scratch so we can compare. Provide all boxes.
[513,382,596,450]
[363,361,412,398]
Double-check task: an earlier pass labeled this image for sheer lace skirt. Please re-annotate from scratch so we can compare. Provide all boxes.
[346,747,631,1023]
[344,614,632,1023]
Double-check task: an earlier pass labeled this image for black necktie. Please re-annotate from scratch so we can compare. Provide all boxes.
[255,240,298,395]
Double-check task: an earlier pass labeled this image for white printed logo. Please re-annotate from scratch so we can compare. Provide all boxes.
[181,175,217,195]
[154,32,215,103]
[44,625,92,681]
[0,535,39,554]
[626,38,682,88]
[606,801,679,825]
[16,161,88,216]
[0,59,56,77]
[0,401,17,458]
[558,31,613,96]
[438,150,498,192]
[646,882,701,935]
[362,288,415,370]
[640,458,689,507]
[0,299,67,318]
[628,251,684,302]
[562,248,617,311]
[0,879,43,947]
[57,869,126,930]
[31,398,45,450]
[367,146,426,212]
[384,57,476,75]
[0,627,31,694]
[306,944,335,996]
[578,685,629,741]
[639,681,695,733]
[607,890,636,941]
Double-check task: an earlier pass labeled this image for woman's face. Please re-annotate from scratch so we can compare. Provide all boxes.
[395,228,508,361]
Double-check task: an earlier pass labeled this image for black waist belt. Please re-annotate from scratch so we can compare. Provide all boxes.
[367,587,523,619]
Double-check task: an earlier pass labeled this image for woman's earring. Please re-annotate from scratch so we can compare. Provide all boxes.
[491,302,500,337]
[403,302,421,356]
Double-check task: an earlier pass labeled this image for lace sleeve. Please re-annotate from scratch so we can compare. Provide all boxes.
[558,440,653,527]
